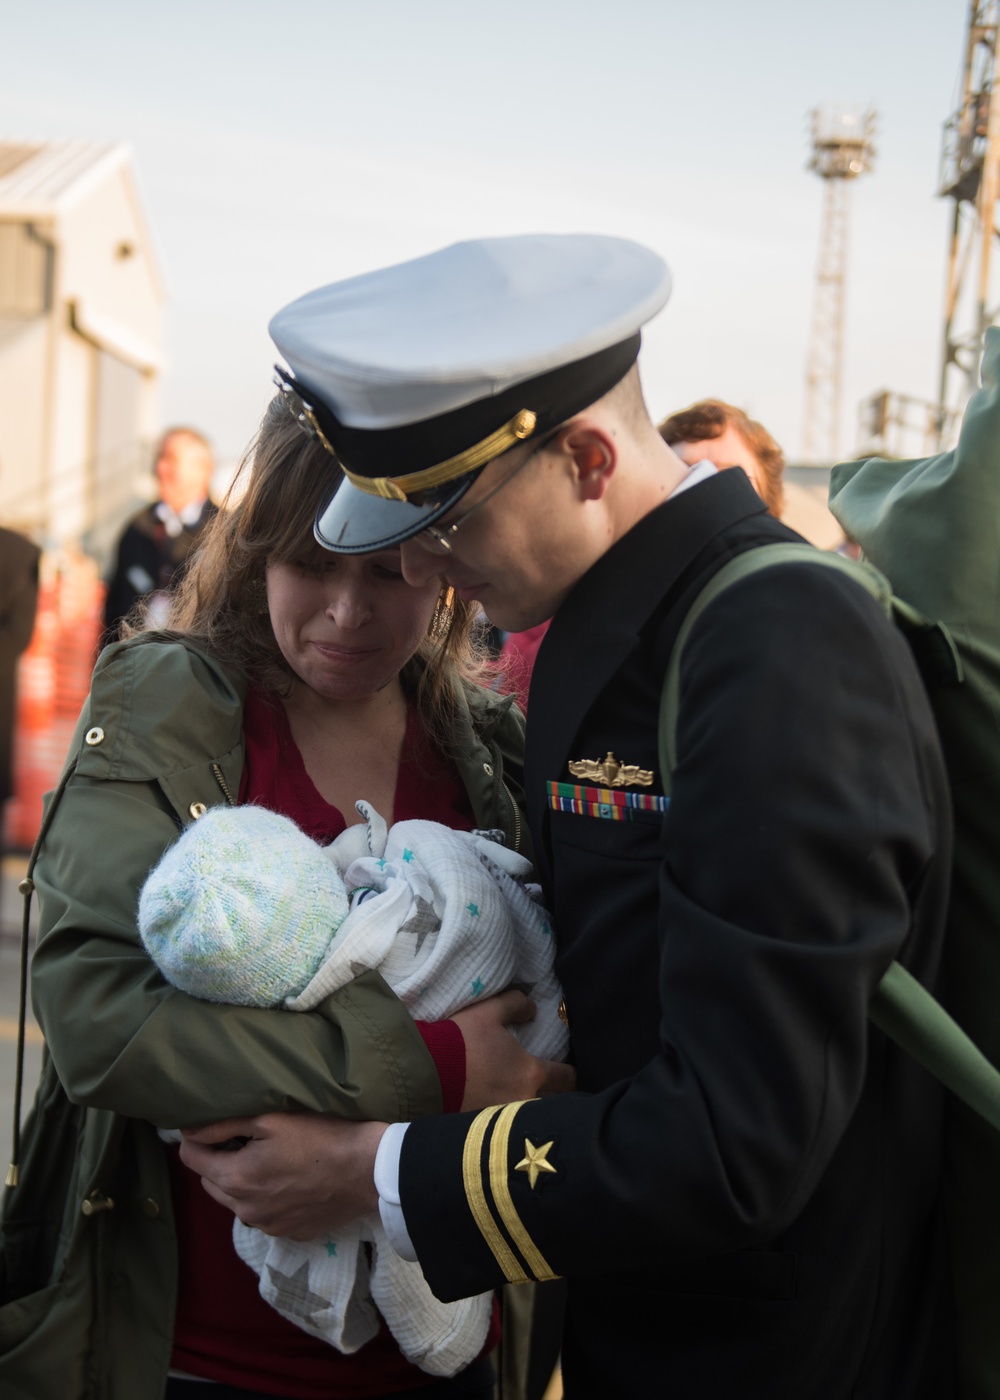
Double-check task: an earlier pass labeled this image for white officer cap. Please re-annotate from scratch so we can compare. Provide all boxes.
[269,233,671,553]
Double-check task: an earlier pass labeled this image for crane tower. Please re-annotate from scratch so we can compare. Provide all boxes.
[937,0,1000,440]
[802,106,876,463]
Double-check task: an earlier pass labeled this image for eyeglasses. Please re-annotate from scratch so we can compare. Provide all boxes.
[414,430,558,556]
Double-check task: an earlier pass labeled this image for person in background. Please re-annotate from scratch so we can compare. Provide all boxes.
[658,397,786,516]
[101,426,217,643]
[0,522,40,842]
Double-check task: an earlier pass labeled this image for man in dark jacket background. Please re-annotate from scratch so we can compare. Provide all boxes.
[0,523,39,819]
[101,426,216,644]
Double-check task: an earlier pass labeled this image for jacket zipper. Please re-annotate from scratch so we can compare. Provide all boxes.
[211,763,237,807]
[503,780,523,852]
[485,731,523,853]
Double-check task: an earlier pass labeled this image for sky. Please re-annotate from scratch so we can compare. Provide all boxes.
[1,0,972,468]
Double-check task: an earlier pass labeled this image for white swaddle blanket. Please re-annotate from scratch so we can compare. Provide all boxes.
[139,801,566,1376]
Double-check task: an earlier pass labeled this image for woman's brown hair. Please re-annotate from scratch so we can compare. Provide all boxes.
[164,393,492,753]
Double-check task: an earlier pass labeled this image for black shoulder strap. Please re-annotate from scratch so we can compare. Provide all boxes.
[6,755,77,1189]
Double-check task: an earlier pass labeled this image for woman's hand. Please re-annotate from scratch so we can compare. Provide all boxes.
[178,992,575,1238]
[179,1114,386,1239]
[449,989,576,1111]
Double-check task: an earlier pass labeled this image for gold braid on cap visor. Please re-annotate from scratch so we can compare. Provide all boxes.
[342,409,538,502]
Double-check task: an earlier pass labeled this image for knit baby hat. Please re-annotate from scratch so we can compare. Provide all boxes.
[138,805,350,1006]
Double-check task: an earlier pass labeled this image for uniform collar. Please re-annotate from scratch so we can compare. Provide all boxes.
[524,469,767,883]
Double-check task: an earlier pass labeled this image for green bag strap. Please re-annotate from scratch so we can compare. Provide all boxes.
[868,963,1000,1133]
[656,542,1000,1134]
[658,544,893,796]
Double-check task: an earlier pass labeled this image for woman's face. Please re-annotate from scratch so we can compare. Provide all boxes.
[265,549,441,703]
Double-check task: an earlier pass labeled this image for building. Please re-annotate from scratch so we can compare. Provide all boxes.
[0,140,164,554]
[0,141,165,852]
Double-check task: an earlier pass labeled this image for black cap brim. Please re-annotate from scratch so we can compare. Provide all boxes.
[314,472,478,554]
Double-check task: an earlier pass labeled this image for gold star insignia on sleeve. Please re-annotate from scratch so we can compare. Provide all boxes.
[515,1138,557,1189]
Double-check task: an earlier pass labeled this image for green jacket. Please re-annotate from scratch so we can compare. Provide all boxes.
[830,328,1000,1400]
[0,634,528,1400]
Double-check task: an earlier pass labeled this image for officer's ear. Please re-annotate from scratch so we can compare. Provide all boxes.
[559,422,617,501]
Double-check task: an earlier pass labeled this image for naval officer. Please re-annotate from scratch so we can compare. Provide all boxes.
[182,235,955,1398]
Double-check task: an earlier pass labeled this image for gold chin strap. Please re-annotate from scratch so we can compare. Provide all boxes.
[343,409,537,502]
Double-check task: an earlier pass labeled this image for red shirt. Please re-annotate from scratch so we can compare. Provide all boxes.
[497,621,551,713]
[169,686,497,1397]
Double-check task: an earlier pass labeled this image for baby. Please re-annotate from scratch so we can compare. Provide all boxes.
[138,801,566,1377]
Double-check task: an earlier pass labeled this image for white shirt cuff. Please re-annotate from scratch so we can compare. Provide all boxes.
[374,1121,418,1261]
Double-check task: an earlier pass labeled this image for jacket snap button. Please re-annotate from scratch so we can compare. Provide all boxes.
[483,763,494,777]
[141,1197,160,1218]
[557,998,569,1025]
[189,802,208,820]
[85,726,105,746]
[81,1190,115,1216]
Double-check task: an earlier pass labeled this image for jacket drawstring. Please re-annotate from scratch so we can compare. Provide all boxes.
[5,757,77,1189]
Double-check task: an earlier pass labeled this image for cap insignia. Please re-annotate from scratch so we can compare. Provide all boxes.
[273,370,336,457]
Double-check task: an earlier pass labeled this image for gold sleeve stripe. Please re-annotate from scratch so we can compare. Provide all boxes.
[342,409,537,502]
[462,1105,531,1284]
[489,1102,560,1283]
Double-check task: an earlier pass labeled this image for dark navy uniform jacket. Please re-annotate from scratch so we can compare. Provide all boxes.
[101,499,217,644]
[400,470,955,1398]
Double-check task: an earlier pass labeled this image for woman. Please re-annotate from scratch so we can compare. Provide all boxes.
[0,393,562,1400]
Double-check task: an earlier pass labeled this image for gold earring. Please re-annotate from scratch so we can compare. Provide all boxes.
[429,586,455,640]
